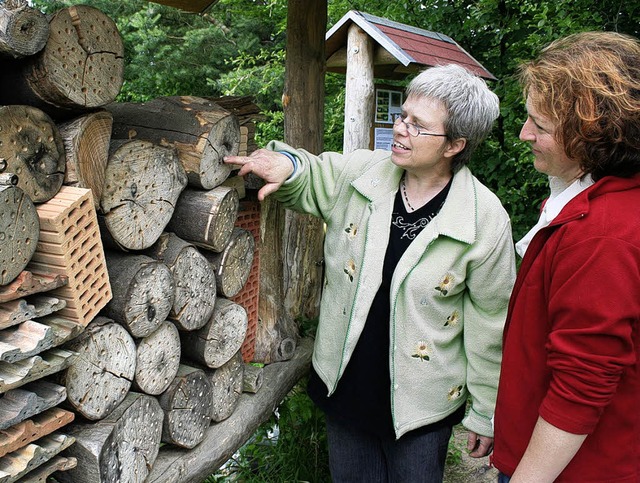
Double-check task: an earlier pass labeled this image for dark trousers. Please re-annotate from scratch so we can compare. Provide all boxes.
[325,414,453,482]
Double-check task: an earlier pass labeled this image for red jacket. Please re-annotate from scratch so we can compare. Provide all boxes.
[493,175,640,482]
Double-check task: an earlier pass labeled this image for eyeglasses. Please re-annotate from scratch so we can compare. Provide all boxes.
[393,115,447,138]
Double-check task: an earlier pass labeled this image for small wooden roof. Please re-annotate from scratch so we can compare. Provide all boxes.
[326,10,495,80]
[148,0,218,13]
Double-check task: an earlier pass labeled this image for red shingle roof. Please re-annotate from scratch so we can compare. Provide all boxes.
[326,11,495,80]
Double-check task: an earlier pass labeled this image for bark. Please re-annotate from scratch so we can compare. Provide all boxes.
[100,139,188,251]
[0,5,49,58]
[108,96,240,189]
[242,363,264,394]
[166,186,239,253]
[58,110,113,208]
[0,105,65,203]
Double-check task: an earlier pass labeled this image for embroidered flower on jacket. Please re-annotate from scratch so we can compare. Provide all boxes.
[444,310,460,327]
[344,260,356,282]
[344,223,358,238]
[435,273,454,296]
[412,340,431,361]
[447,385,464,401]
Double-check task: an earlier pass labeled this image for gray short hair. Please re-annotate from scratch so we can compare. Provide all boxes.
[406,64,499,170]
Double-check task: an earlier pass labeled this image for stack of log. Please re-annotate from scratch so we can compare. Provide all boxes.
[0,3,285,482]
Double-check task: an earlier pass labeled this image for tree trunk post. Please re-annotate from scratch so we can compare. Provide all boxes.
[343,23,374,153]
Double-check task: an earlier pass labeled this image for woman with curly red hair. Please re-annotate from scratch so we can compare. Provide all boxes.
[493,31,640,482]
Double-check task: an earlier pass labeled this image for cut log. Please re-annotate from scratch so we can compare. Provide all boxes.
[108,96,240,189]
[0,348,76,394]
[158,364,213,449]
[206,350,244,422]
[0,432,74,483]
[0,271,67,305]
[55,392,163,483]
[166,186,239,253]
[132,320,181,396]
[146,337,313,483]
[60,317,135,420]
[242,363,264,394]
[0,105,65,203]
[201,227,254,298]
[0,381,66,431]
[0,5,49,58]
[100,139,188,250]
[0,5,124,114]
[58,110,113,208]
[0,179,39,287]
[181,298,248,369]
[145,232,216,331]
[0,407,74,458]
[103,251,174,338]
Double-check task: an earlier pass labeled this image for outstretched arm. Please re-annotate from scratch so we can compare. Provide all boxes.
[224,149,295,201]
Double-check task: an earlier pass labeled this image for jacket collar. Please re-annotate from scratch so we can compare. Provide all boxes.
[351,156,478,245]
[551,174,640,225]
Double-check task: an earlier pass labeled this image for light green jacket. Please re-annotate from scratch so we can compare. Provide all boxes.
[268,141,516,438]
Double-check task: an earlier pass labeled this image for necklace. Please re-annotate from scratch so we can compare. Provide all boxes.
[401,175,415,212]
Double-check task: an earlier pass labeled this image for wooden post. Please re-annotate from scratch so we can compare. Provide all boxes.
[254,0,326,363]
[343,23,374,153]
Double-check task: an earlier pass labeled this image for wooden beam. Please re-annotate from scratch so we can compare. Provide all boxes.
[145,337,313,483]
[147,0,218,13]
[326,45,400,69]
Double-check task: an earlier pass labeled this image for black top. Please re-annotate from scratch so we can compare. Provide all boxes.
[308,177,464,439]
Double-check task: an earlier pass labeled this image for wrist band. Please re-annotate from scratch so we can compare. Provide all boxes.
[279,151,298,178]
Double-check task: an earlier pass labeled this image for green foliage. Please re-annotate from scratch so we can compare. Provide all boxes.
[207,379,330,483]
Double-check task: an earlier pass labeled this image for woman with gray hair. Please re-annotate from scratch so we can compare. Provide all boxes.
[226,64,515,482]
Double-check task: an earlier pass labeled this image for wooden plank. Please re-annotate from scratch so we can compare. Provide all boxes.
[0,408,74,458]
[146,337,313,483]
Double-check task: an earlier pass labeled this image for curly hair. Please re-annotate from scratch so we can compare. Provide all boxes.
[520,31,640,180]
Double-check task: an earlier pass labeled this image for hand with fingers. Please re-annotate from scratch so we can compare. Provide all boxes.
[467,431,494,458]
[224,149,295,201]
